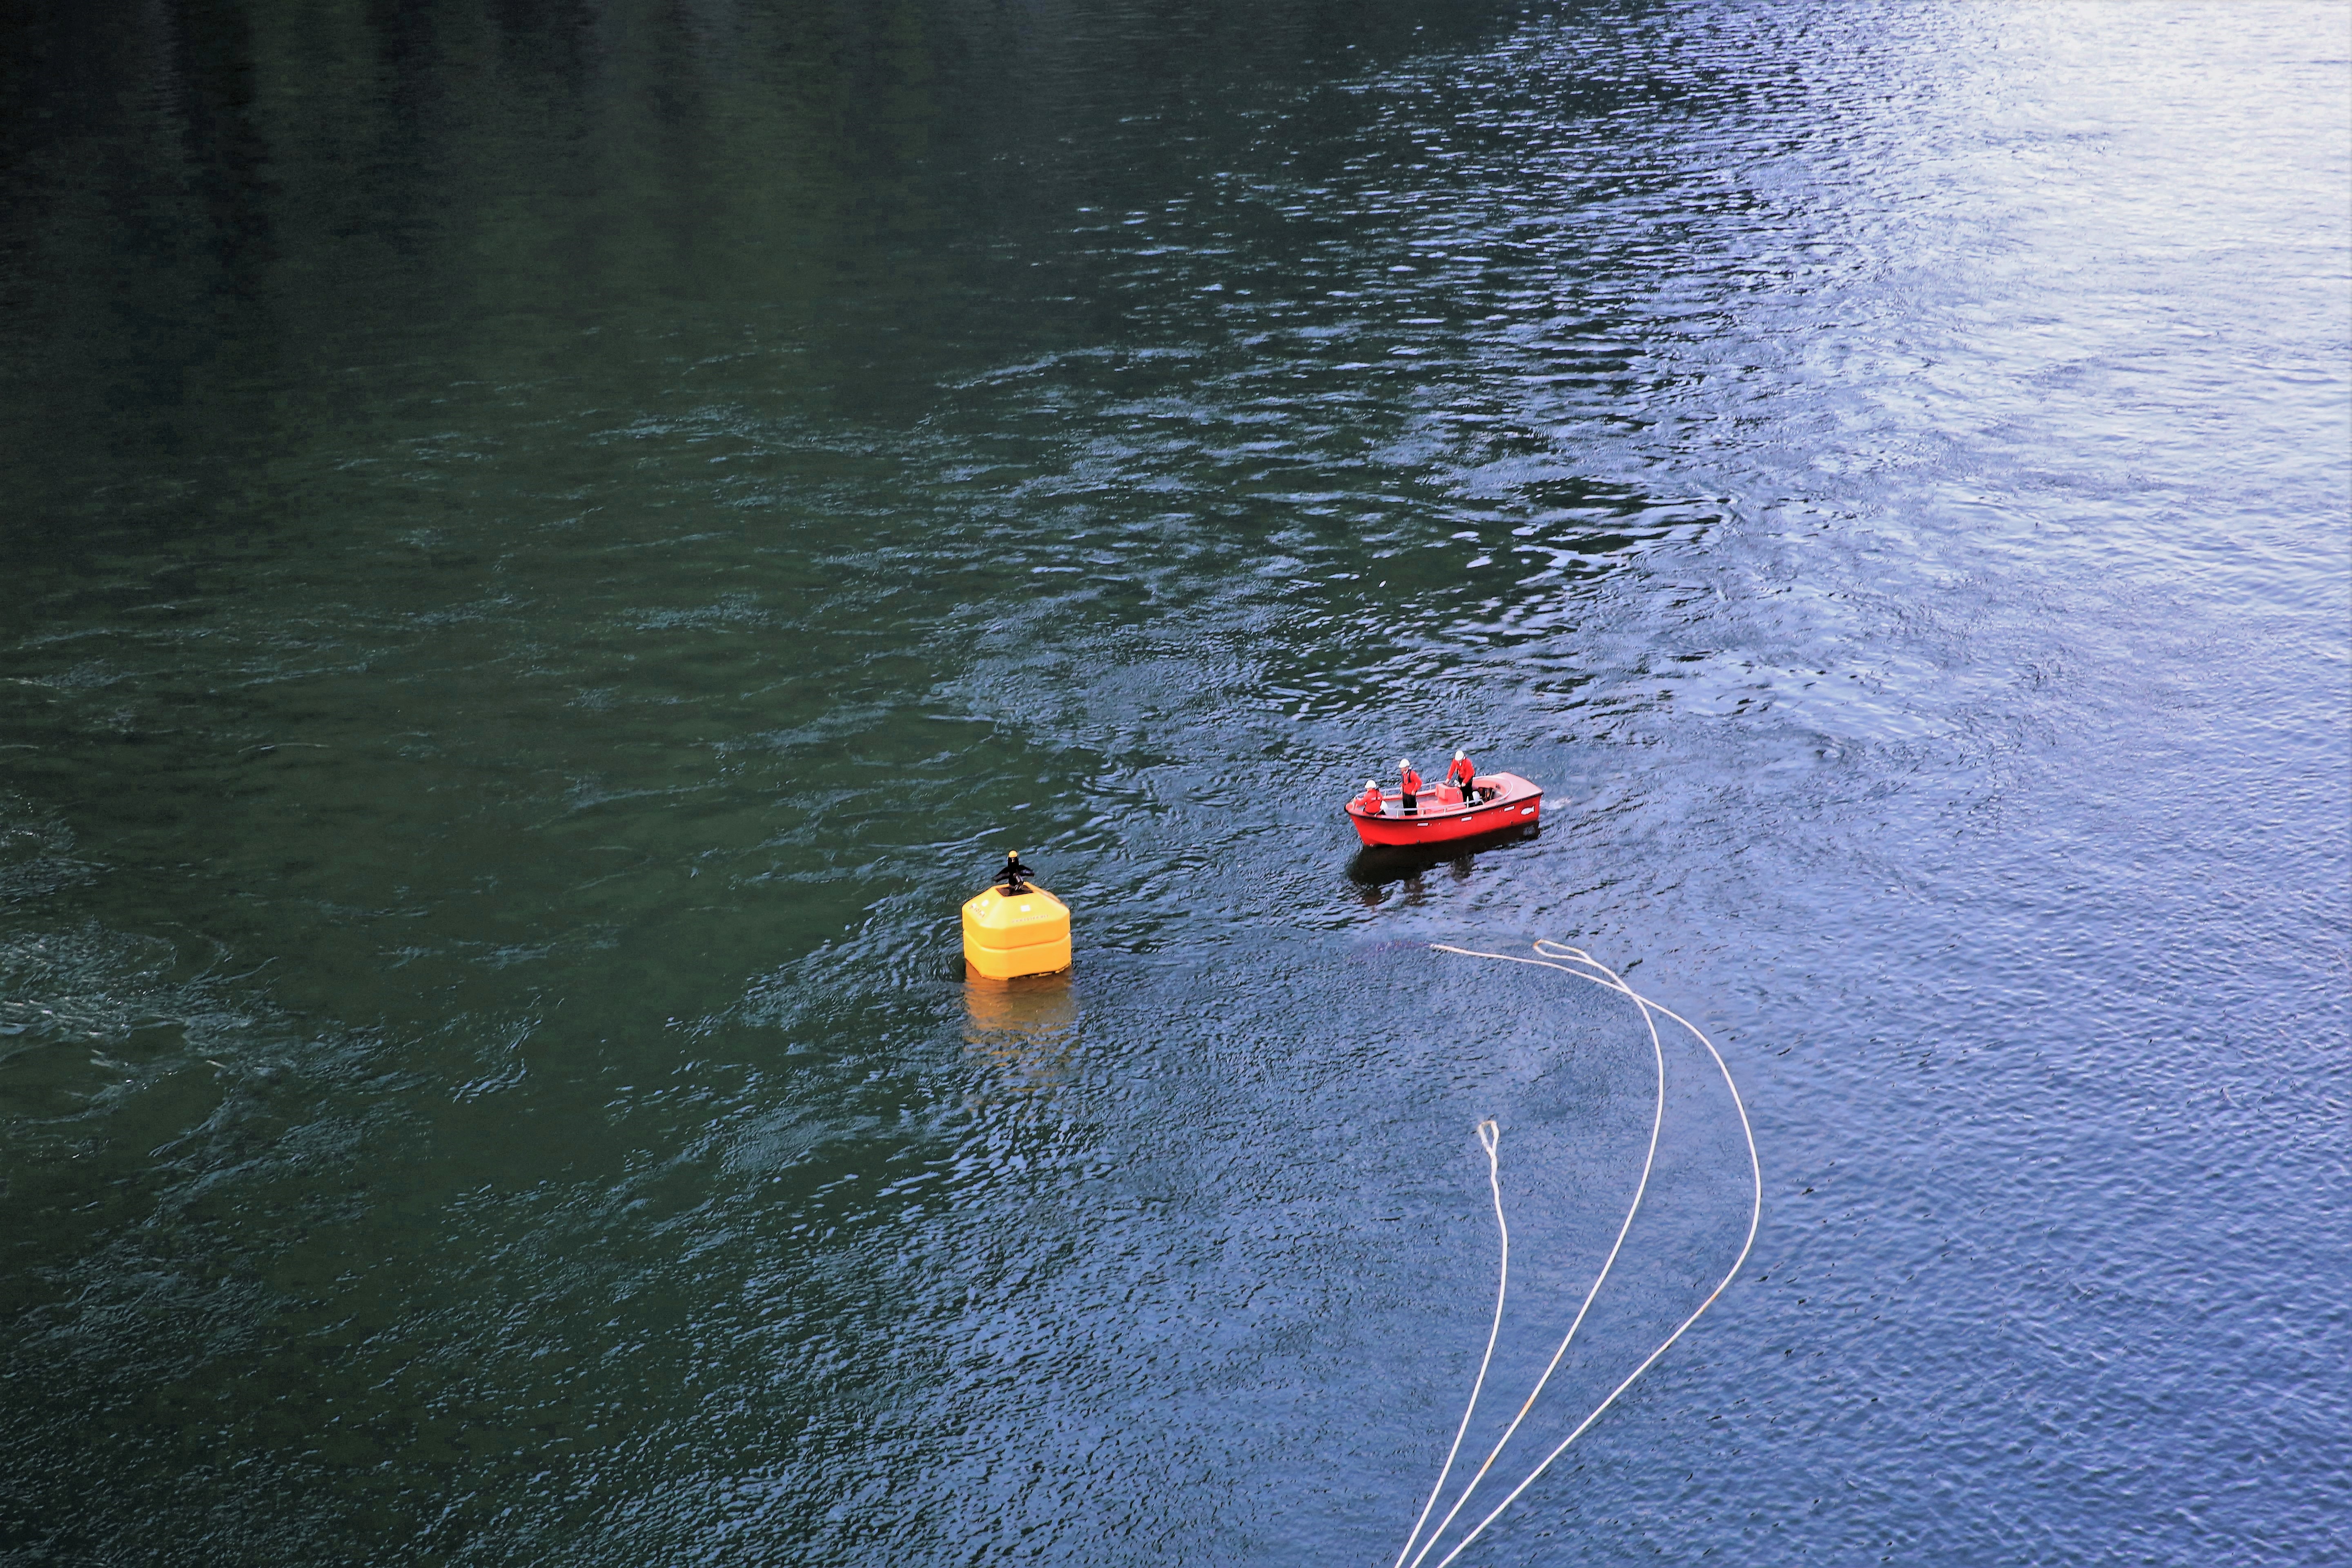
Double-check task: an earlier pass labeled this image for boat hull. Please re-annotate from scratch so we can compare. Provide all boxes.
[1345,772,1543,846]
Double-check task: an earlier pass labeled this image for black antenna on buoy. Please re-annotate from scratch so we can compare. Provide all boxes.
[998,849,1033,893]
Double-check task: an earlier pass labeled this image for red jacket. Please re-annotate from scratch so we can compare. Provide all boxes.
[1399,767,1424,794]
[1355,784,1385,812]
[1446,756,1476,788]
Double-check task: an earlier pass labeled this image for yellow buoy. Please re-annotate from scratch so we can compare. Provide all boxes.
[961,851,1071,980]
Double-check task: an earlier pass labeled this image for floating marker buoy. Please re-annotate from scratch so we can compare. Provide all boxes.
[961,850,1071,980]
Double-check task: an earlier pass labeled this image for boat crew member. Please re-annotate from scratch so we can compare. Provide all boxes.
[1445,749,1477,802]
[1398,757,1423,815]
[1355,779,1386,815]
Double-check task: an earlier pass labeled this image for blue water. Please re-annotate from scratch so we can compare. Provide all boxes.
[2,1,2346,1562]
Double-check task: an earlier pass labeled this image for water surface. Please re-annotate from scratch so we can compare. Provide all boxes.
[2,1,2346,1563]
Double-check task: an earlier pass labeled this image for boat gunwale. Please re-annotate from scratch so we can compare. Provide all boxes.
[1343,771,1543,828]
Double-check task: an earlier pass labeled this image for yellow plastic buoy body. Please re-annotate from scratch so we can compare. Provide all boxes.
[961,882,1071,980]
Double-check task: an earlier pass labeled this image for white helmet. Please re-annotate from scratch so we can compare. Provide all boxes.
[1455,749,1467,760]
[1399,758,1412,770]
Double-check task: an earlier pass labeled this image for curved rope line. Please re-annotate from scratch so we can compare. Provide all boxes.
[1388,1118,1507,1568]
[1420,941,1764,1568]
[1404,946,1667,1568]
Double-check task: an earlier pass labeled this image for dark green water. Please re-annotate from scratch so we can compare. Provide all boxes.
[3,2,2347,1563]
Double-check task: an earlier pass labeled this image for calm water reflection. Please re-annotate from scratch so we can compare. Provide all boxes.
[2,1,2345,1563]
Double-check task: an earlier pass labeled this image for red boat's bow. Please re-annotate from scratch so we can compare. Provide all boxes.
[1344,773,1543,847]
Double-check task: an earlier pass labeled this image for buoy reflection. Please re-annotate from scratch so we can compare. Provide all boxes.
[961,970,1080,1101]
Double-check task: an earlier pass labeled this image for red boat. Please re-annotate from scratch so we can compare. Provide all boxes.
[1345,773,1544,847]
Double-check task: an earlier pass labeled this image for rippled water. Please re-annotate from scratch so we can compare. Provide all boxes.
[3,1,2346,1563]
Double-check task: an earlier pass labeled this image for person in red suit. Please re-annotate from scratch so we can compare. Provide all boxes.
[1397,757,1424,814]
[1445,749,1477,802]
[1354,778,1385,815]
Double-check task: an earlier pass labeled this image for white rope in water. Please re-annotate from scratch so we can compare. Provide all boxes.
[1400,942,1764,1568]
[1388,1118,1507,1568]
[1401,948,1667,1568]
